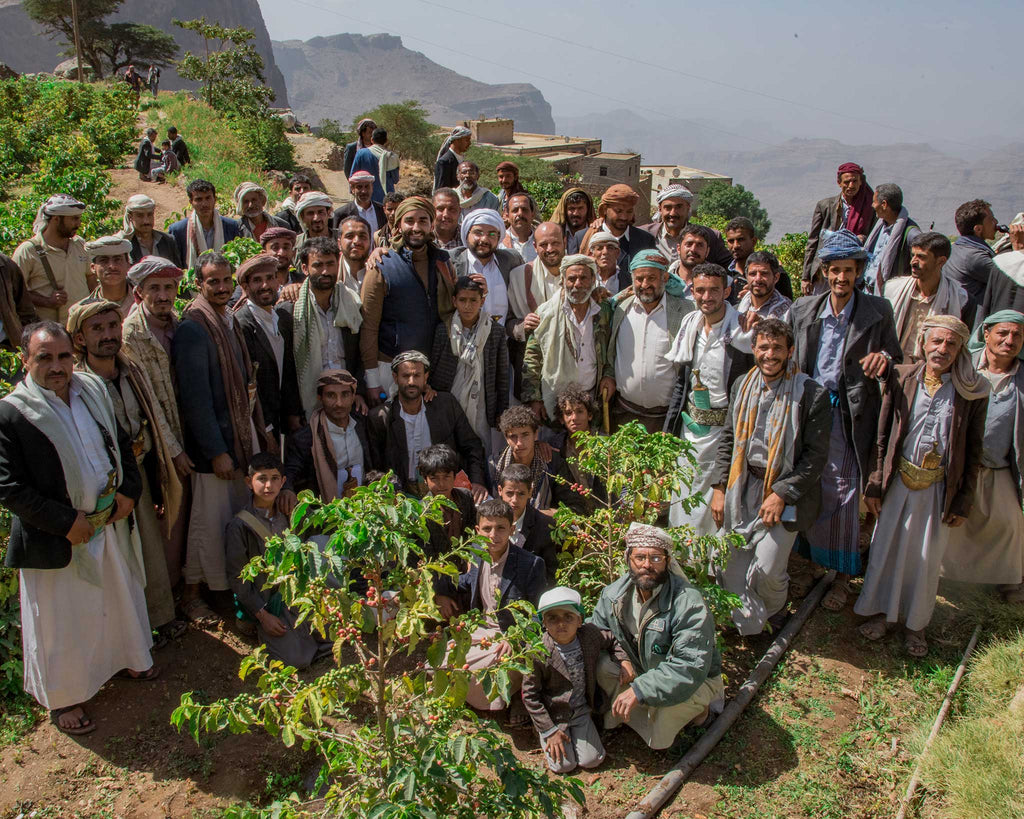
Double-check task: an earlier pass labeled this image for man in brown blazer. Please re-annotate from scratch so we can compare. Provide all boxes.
[855,315,988,658]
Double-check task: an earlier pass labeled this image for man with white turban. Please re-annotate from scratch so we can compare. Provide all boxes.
[83,236,135,317]
[121,194,181,266]
[856,315,989,658]
[588,523,725,750]
[233,182,288,242]
[294,191,335,246]
[12,194,94,323]
[522,254,602,421]
[434,126,472,191]
[450,209,523,326]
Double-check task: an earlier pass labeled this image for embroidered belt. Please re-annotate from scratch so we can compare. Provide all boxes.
[85,469,119,532]
[686,401,727,427]
[898,457,945,491]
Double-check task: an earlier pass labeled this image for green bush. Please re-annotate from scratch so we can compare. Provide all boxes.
[229,112,295,173]
[695,180,771,239]
[351,101,443,171]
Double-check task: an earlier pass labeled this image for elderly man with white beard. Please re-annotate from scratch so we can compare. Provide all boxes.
[234,183,288,242]
[522,254,603,422]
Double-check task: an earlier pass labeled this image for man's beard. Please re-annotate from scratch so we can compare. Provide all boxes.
[566,285,593,305]
[629,564,668,591]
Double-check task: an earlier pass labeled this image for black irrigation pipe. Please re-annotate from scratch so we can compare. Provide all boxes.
[623,569,837,819]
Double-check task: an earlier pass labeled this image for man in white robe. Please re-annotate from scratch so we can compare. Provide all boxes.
[0,322,155,735]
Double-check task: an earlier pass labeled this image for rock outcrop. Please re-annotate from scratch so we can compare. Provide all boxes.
[272,33,555,134]
[0,0,287,105]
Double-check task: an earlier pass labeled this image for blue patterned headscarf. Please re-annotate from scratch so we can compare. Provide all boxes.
[818,228,868,261]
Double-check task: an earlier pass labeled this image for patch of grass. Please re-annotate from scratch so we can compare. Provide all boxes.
[139,93,286,221]
[919,631,1024,819]
[0,689,42,747]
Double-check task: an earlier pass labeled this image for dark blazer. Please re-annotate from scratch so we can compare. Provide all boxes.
[522,623,628,735]
[134,138,154,175]
[170,135,191,166]
[637,221,733,269]
[802,194,877,283]
[274,298,364,395]
[945,237,997,306]
[167,216,242,266]
[274,207,301,233]
[712,375,833,532]
[172,318,246,473]
[576,225,657,282]
[129,230,182,267]
[980,254,1024,320]
[331,201,386,234]
[429,316,509,430]
[284,416,372,496]
[0,253,38,352]
[791,289,903,485]
[664,337,754,437]
[434,149,460,191]
[234,304,303,439]
[367,392,487,492]
[0,396,142,570]
[450,247,524,290]
[239,213,290,240]
[866,362,987,520]
[517,504,557,584]
[457,543,546,632]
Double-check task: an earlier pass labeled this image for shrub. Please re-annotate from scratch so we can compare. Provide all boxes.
[172,477,582,817]
[552,422,742,630]
[351,101,442,171]
[695,180,771,240]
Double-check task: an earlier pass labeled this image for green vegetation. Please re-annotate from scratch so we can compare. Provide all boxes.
[173,19,294,174]
[695,179,772,239]
[466,146,563,219]
[140,93,288,219]
[23,0,177,78]
[919,631,1024,818]
[0,77,135,252]
[172,477,582,817]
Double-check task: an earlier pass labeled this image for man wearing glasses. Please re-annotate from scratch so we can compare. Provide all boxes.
[589,523,725,750]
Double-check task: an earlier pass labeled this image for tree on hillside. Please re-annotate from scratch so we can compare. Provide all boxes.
[23,0,119,77]
[173,18,274,114]
[94,23,179,76]
[353,101,439,170]
[695,180,772,239]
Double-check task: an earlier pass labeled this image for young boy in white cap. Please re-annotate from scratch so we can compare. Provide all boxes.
[521,586,629,774]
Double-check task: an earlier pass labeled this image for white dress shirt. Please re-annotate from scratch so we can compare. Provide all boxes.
[357,203,379,236]
[470,254,509,322]
[326,416,364,486]
[564,300,601,391]
[615,298,677,408]
[316,296,345,371]
[247,302,285,385]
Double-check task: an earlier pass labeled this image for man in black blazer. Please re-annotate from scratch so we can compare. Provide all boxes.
[434,127,472,192]
[234,254,302,440]
[0,322,154,733]
[575,184,657,282]
[331,172,386,237]
[366,350,487,501]
[790,229,902,609]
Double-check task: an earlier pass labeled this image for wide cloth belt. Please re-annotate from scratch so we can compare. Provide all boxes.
[686,400,727,427]
[898,456,945,490]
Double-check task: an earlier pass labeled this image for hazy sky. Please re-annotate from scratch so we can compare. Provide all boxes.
[257,0,1019,153]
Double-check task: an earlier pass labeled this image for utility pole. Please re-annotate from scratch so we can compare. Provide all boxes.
[70,0,84,82]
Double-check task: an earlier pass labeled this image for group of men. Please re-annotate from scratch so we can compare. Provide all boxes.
[1,135,1023,754]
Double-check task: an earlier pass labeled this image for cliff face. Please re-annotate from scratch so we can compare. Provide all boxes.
[0,0,287,105]
[272,33,555,134]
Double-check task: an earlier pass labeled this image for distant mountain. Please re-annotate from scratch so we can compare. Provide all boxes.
[0,0,288,105]
[273,33,554,134]
[560,109,1024,240]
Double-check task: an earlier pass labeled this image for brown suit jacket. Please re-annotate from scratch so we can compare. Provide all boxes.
[521,622,629,735]
[865,361,987,519]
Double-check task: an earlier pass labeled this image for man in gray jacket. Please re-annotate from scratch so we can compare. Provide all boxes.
[944,199,999,305]
[589,524,724,750]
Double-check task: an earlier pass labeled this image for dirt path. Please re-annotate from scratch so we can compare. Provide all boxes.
[287,133,351,204]
[108,168,190,230]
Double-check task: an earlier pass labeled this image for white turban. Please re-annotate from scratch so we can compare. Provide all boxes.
[121,194,156,238]
[33,194,86,234]
[559,253,598,277]
[657,184,694,204]
[233,182,268,213]
[460,208,506,249]
[295,191,333,218]
[85,235,132,259]
[587,230,620,247]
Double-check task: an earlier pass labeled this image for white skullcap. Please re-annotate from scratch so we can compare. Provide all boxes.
[125,194,156,211]
[588,230,620,247]
[233,182,267,210]
[538,586,584,616]
[33,194,86,234]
